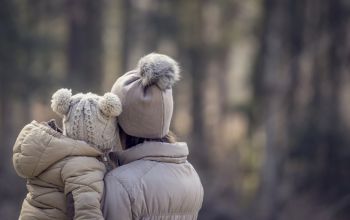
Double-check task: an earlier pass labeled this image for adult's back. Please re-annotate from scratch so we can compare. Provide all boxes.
[103,141,203,220]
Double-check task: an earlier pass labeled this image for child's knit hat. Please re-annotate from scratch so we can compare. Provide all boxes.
[51,89,122,152]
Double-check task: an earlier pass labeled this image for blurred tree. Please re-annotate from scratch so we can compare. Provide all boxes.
[253,0,350,219]
[119,0,178,71]
[66,0,104,92]
[120,0,131,72]
[177,0,209,169]
[0,0,18,175]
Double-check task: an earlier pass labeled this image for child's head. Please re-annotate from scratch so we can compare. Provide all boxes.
[51,88,122,152]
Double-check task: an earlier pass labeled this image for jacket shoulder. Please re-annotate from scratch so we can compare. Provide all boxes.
[105,160,157,187]
[13,121,56,178]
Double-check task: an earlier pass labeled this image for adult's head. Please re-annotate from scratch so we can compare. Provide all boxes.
[51,89,122,152]
[111,53,180,147]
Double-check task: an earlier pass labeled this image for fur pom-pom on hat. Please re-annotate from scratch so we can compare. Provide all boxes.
[138,53,180,90]
[98,92,122,117]
[51,88,72,116]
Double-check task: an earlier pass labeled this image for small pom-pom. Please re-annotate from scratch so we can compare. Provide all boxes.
[138,53,180,90]
[51,88,72,116]
[98,92,122,117]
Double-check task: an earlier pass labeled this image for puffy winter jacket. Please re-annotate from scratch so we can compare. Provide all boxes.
[13,121,106,220]
[102,141,204,220]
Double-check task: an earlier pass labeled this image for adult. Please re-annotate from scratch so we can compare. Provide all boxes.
[103,53,204,220]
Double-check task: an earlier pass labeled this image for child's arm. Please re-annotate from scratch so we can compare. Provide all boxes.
[61,156,106,220]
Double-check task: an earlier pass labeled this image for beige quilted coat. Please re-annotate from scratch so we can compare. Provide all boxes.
[13,121,106,220]
[102,141,204,220]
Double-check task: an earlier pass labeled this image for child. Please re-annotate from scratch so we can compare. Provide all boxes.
[13,89,122,220]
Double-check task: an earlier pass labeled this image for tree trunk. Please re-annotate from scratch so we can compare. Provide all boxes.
[66,0,103,92]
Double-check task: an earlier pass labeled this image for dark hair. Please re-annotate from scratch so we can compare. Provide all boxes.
[118,124,176,150]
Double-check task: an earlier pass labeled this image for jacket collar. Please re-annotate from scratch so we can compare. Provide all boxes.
[117,141,189,165]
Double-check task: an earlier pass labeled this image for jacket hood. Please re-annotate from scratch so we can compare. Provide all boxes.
[117,141,189,165]
[13,120,102,178]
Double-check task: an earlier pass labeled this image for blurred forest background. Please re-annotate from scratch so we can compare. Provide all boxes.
[1,0,350,219]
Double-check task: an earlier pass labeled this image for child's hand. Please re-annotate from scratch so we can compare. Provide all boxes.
[45,119,63,133]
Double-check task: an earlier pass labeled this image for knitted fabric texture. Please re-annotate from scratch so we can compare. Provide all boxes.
[51,90,122,152]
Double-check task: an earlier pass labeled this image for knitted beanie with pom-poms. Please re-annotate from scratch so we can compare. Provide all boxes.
[51,89,122,152]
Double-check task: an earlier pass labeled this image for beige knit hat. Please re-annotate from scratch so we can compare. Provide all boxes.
[51,89,122,152]
[111,53,180,138]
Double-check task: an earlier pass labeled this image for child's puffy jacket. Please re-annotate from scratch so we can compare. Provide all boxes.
[13,120,105,220]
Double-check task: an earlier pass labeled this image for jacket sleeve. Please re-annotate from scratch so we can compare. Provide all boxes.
[102,175,132,220]
[61,156,106,220]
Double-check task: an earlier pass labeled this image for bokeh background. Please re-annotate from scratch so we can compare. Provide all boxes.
[1,0,350,219]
